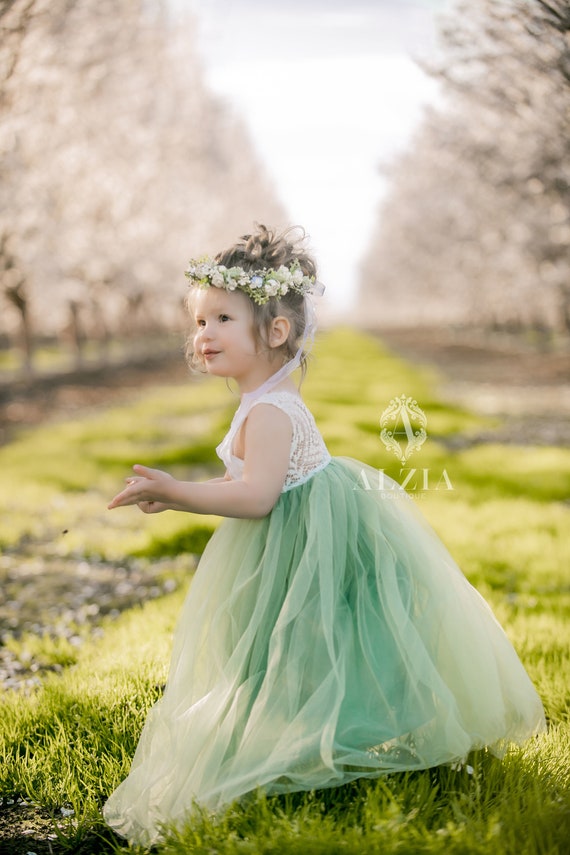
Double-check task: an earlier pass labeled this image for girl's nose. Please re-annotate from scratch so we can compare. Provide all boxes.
[196,322,211,339]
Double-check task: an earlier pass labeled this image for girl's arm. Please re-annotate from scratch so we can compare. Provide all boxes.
[127,473,231,514]
[107,404,292,519]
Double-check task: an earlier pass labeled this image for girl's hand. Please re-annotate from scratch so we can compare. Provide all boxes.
[108,465,177,513]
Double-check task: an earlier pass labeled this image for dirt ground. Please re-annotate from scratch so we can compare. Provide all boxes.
[0,353,191,446]
[376,326,569,387]
[0,798,118,855]
[0,800,64,855]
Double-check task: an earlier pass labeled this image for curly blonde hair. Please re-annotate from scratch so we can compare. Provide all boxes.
[186,224,318,374]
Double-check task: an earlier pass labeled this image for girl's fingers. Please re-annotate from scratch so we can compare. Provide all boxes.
[138,501,157,514]
[108,493,128,510]
[109,466,166,511]
[108,482,141,509]
[133,464,153,477]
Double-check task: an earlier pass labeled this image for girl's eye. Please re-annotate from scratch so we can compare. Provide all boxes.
[219,314,230,322]
[196,319,206,327]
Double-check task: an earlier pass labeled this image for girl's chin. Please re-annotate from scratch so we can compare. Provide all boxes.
[204,363,232,379]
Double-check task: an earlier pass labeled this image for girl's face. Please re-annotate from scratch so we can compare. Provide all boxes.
[193,288,263,388]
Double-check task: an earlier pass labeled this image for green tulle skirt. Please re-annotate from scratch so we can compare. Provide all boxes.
[103,458,546,846]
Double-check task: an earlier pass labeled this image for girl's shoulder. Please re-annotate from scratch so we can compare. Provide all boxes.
[251,390,322,437]
[253,389,308,416]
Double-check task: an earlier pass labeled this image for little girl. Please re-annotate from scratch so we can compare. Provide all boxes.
[103,224,546,847]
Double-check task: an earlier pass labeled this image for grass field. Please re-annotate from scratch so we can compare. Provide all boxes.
[0,328,569,854]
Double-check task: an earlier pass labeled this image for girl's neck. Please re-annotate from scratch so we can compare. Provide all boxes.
[237,362,298,397]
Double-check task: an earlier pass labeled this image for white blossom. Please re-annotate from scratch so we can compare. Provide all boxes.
[265,279,280,296]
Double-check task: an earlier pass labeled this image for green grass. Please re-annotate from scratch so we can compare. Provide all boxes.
[1,327,569,853]
[0,371,230,559]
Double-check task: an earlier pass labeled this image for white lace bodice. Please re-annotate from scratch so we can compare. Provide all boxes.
[217,391,331,492]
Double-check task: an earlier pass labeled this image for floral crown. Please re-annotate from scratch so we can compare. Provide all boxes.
[185,257,324,306]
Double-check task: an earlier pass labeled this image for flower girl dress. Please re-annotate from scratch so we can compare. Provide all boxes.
[103,389,546,847]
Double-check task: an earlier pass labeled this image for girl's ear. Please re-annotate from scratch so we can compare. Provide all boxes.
[269,315,290,349]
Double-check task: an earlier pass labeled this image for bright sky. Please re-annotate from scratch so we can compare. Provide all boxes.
[176,0,447,317]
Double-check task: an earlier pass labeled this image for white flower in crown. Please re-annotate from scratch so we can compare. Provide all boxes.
[196,262,210,279]
[292,267,304,285]
[274,265,292,283]
[211,271,225,287]
[250,275,263,289]
[265,279,280,296]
